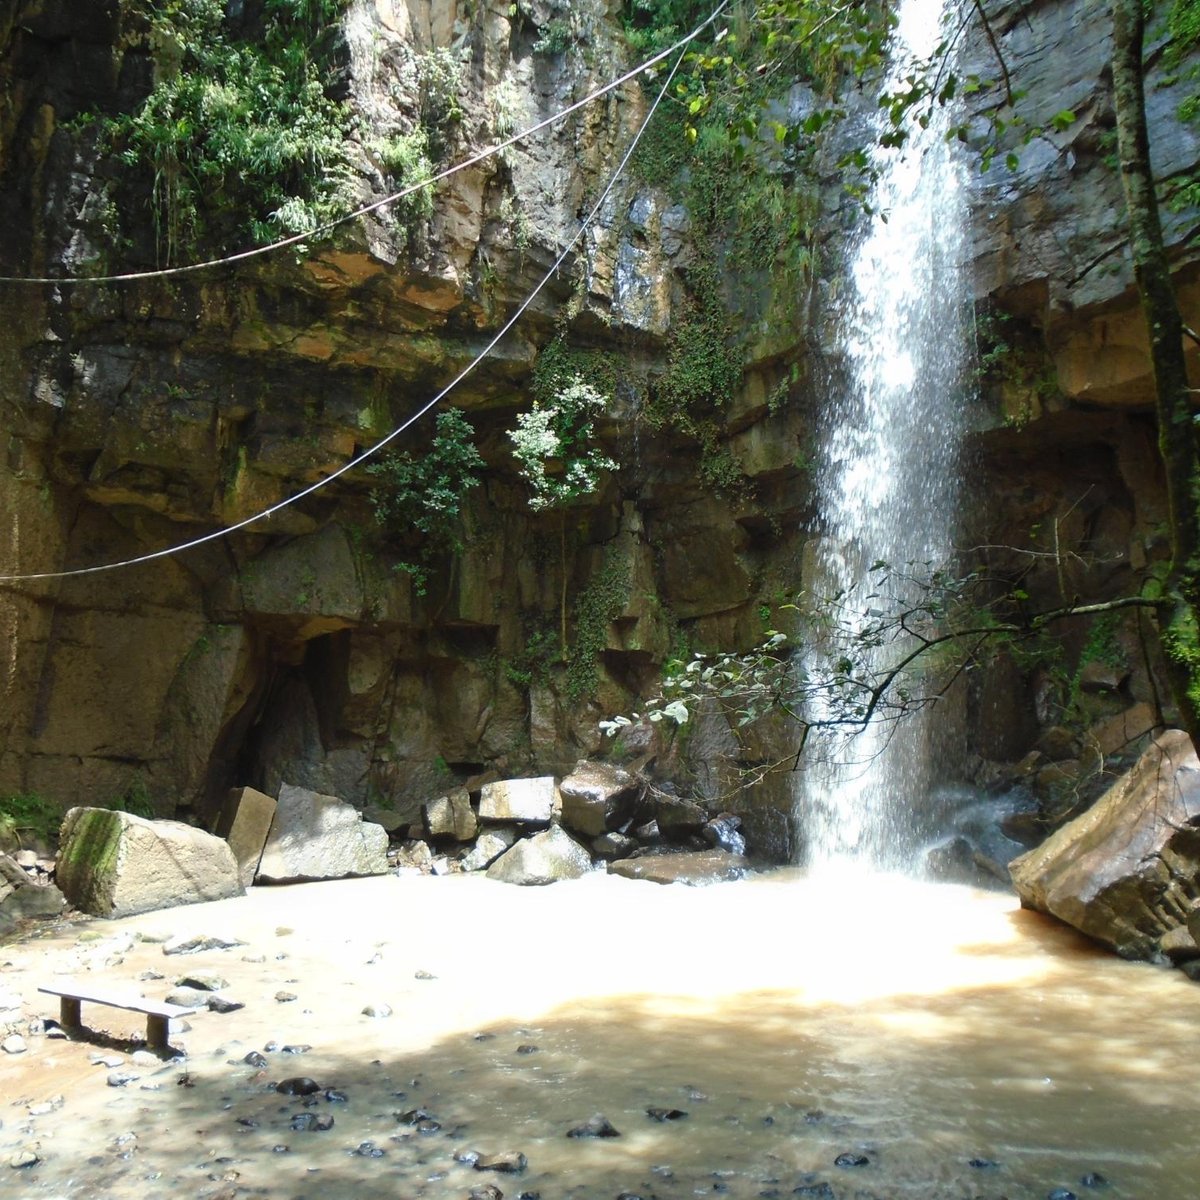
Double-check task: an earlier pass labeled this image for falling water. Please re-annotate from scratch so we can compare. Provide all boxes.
[799,0,972,869]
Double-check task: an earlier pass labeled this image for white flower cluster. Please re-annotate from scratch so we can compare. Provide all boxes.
[509,375,616,511]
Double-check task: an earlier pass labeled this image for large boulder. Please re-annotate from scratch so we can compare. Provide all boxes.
[558,761,641,838]
[1009,731,1200,959]
[213,787,277,889]
[0,853,66,933]
[485,825,592,885]
[256,784,389,883]
[56,808,242,919]
[478,777,559,826]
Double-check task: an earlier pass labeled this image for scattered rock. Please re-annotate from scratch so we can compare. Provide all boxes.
[479,778,560,826]
[165,985,214,1008]
[558,761,641,838]
[968,1157,999,1169]
[394,840,435,874]
[56,809,242,919]
[566,1114,621,1138]
[276,1077,321,1096]
[486,825,592,886]
[475,1150,528,1173]
[352,1140,385,1157]
[9,1148,39,1169]
[1081,1172,1108,1187]
[107,1070,138,1087]
[162,933,243,956]
[607,850,750,886]
[646,1107,688,1121]
[243,1051,268,1068]
[792,1185,834,1199]
[90,1053,125,1068]
[1047,1189,1078,1200]
[1010,731,1200,958]
[834,1152,869,1168]
[424,790,478,841]
[460,830,517,872]
[1,852,65,934]
[207,995,244,1014]
[213,787,277,890]
[276,991,298,1003]
[130,1050,160,1067]
[176,971,229,991]
[290,1112,334,1131]
[469,1186,503,1200]
[256,783,389,883]
[362,1003,392,1018]
[702,813,746,856]
[653,795,709,840]
[2,1034,27,1054]
[1159,924,1200,962]
[591,832,638,861]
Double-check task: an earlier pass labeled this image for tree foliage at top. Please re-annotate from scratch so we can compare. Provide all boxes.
[103,0,356,262]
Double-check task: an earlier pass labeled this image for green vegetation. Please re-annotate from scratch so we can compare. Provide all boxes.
[97,0,356,262]
[509,377,617,512]
[0,793,62,848]
[567,550,632,702]
[368,408,485,595]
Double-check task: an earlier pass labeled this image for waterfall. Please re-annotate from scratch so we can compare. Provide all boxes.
[798,0,971,870]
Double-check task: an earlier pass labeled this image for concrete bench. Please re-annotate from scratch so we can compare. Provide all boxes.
[38,980,191,1051]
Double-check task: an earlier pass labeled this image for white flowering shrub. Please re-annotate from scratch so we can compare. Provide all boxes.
[508,376,617,511]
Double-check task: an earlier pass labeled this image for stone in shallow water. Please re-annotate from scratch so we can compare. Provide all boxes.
[163,932,243,956]
[276,1076,320,1096]
[566,1114,621,1138]
[645,1107,687,1121]
[474,1150,527,1173]
[834,1152,869,1167]
[607,849,749,886]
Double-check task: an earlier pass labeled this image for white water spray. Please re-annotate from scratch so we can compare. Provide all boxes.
[799,0,972,869]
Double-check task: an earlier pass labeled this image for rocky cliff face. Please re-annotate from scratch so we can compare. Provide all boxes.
[0,0,1195,860]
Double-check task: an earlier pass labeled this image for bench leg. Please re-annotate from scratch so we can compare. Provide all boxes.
[146,1013,170,1052]
[59,997,81,1029]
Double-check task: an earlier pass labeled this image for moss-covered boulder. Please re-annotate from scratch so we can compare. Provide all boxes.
[56,808,242,919]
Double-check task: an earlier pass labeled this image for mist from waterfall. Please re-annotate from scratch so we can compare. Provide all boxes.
[798,0,972,870]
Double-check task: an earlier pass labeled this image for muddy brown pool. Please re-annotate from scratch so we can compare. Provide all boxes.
[2,868,1197,1199]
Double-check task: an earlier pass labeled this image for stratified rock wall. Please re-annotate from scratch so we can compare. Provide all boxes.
[0,0,1195,859]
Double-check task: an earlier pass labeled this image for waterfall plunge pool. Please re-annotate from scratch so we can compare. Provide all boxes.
[2,869,1197,1199]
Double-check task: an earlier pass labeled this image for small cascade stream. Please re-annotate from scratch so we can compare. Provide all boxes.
[799,0,973,869]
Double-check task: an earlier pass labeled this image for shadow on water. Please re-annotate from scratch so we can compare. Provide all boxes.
[9,943,1200,1197]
